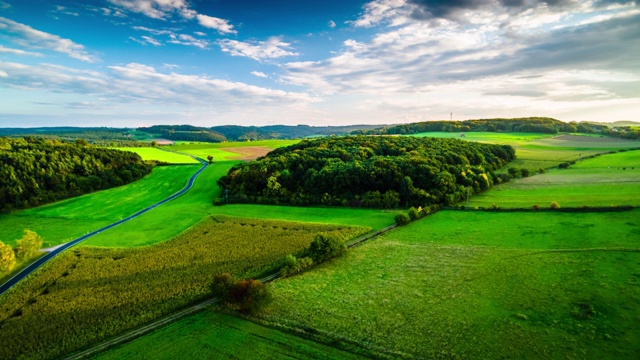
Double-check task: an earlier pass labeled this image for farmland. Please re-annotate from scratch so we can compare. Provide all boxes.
[468,150,640,208]
[0,165,200,248]
[0,216,369,360]
[114,147,199,164]
[258,210,640,359]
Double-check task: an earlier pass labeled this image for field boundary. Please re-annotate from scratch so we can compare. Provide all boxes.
[63,223,398,359]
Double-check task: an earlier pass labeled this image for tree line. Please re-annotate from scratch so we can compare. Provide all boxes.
[217,136,516,208]
[353,117,608,135]
[0,137,153,212]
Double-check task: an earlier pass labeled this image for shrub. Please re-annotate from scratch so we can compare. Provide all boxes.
[408,207,420,221]
[212,273,271,313]
[532,204,539,210]
[520,168,530,177]
[508,167,520,177]
[279,255,314,277]
[538,168,546,174]
[308,234,346,263]
[0,241,16,272]
[14,230,43,260]
[491,203,499,210]
[395,213,411,226]
[550,201,560,209]
[559,163,570,169]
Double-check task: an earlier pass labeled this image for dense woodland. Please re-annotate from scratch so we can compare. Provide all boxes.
[210,124,382,141]
[218,136,516,208]
[354,117,609,135]
[138,125,227,142]
[0,137,152,212]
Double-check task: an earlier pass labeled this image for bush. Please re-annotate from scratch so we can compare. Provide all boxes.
[395,213,411,226]
[491,203,499,210]
[0,241,16,272]
[520,168,530,177]
[508,167,520,177]
[14,230,43,260]
[559,163,570,169]
[533,204,539,210]
[308,234,346,263]
[279,255,314,277]
[550,201,560,209]
[212,273,271,313]
[408,207,420,221]
[538,168,546,174]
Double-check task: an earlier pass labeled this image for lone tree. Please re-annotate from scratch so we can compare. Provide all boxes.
[151,140,158,147]
[0,241,16,272]
[207,155,214,164]
[14,230,43,260]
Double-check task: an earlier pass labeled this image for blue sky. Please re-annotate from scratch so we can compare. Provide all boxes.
[0,0,638,127]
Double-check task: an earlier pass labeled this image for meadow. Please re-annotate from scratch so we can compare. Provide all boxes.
[468,150,640,208]
[0,165,200,248]
[93,311,363,360]
[0,216,369,360]
[114,147,199,164]
[257,210,640,359]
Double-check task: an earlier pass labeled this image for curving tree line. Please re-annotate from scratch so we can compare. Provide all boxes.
[217,136,516,208]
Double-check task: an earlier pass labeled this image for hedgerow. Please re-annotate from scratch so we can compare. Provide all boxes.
[0,216,369,360]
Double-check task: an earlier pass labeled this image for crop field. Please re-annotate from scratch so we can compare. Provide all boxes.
[468,150,640,208]
[410,131,553,143]
[0,165,200,248]
[113,147,199,164]
[0,216,369,360]
[94,311,363,360]
[257,210,640,359]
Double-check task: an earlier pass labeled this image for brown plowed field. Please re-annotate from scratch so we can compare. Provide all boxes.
[220,146,272,161]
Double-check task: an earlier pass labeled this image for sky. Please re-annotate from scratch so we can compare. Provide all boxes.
[0,0,638,128]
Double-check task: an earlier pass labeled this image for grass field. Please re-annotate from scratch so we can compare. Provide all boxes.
[113,147,199,164]
[257,210,640,359]
[0,165,200,248]
[0,216,369,360]
[468,150,640,208]
[93,311,363,360]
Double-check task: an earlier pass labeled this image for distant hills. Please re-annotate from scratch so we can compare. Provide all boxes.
[0,119,637,143]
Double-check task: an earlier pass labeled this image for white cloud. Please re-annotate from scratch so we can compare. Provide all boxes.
[129,35,162,46]
[0,17,97,62]
[194,31,206,36]
[0,45,43,57]
[133,26,209,48]
[168,33,209,49]
[132,26,173,36]
[196,14,237,34]
[328,20,336,28]
[218,37,299,61]
[0,61,318,110]
[251,71,268,78]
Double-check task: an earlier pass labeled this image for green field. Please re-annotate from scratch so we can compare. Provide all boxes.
[114,147,199,164]
[0,165,200,248]
[0,216,368,360]
[468,150,640,208]
[410,131,553,143]
[93,311,363,360]
[257,210,640,359]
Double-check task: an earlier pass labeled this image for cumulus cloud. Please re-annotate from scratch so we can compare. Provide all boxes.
[328,20,336,28]
[108,0,236,34]
[0,17,97,62]
[196,14,237,34]
[218,37,299,61]
[251,71,268,78]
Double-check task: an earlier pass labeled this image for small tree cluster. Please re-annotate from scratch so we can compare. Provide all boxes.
[0,230,43,273]
[279,254,313,277]
[395,205,439,226]
[211,273,270,313]
[308,234,346,263]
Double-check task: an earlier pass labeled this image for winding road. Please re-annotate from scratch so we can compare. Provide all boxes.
[0,155,208,297]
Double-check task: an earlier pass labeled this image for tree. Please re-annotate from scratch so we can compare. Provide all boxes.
[395,213,410,226]
[14,230,43,259]
[151,140,158,147]
[520,168,530,177]
[308,234,346,263]
[0,241,16,272]
[550,201,560,209]
[207,155,214,164]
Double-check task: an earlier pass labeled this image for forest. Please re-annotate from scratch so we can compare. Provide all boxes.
[354,117,609,135]
[137,125,227,143]
[217,136,516,208]
[0,137,152,212]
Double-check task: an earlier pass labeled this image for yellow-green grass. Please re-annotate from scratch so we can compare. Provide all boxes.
[172,139,299,150]
[93,312,364,360]
[113,147,199,164]
[410,131,553,144]
[258,210,640,359]
[0,165,200,248]
[468,150,640,208]
[0,216,369,360]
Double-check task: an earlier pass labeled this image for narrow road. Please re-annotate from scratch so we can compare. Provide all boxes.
[0,155,208,297]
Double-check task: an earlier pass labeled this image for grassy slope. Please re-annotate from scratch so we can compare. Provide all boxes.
[468,150,640,208]
[0,165,200,248]
[93,312,364,360]
[113,147,199,164]
[259,210,640,359]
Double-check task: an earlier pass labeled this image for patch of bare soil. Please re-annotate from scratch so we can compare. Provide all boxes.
[220,146,272,161]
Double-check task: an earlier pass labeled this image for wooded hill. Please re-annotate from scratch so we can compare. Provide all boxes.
[0,137,152,212]
[217,136,516,208]
[353,117,608,135]
[210,124,382,141]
